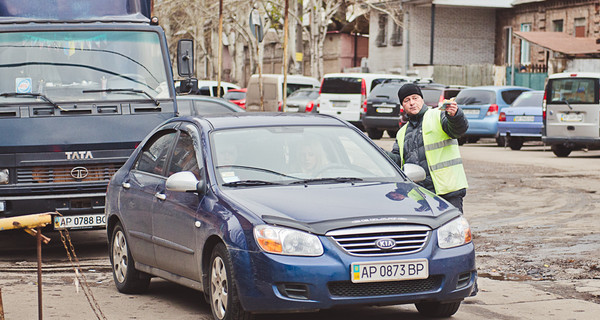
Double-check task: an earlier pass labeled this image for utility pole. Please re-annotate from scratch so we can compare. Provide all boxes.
[217,0,223,97]
[282,0,289,111]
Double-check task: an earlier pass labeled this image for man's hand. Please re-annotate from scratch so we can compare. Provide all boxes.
[444,101,458,117]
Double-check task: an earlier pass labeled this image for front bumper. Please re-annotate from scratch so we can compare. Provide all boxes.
[231,236,476,313]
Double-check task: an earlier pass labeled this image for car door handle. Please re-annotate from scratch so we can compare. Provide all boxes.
[122,182,131,189]
[155,192,166,201]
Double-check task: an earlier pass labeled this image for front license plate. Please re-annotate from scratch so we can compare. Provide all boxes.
[54,214,106,230]
[514,115,534,122]
[351,259,428,283]
[462,109,480,115]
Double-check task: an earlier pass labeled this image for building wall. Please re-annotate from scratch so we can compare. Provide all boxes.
[496,0,600,66]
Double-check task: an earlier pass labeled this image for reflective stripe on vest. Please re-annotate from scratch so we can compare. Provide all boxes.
[396,108,468,195]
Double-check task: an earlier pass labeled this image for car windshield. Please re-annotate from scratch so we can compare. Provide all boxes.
[511,91,543,108]
[289,89,318,99]
[0,30,170,104]
[421,88,443,107]
[211,125,402,186]
[368,84,402,101]
[455,90,495,105]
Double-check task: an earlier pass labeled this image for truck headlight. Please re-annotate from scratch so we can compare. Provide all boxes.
[0,169,8,184]
[437,216,472,249]
[254,225,323,256]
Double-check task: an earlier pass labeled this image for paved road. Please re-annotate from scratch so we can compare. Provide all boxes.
[1,138,599,319]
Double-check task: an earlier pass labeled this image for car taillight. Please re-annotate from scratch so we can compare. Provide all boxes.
[319,78,324,95]
[498,112,506,121]
[438,93,444,106]
[305,101,314,112]
[362,99,368,113]
[486,104,498,116]
[542,90,547,120]
[360,78,366,105]
[278,101,282,112]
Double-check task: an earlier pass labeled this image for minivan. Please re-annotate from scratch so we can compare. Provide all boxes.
[318,73,414,129]
[543,72,600,157]
[245,74,321,112]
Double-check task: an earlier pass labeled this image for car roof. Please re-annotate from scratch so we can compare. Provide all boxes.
[179,112,350,130]
[461,86,531,91]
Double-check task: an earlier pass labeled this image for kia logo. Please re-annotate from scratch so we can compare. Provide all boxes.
[375,238,396,250]
[70,166,89,180]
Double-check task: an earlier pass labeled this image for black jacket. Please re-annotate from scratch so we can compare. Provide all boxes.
[388,106,468,195]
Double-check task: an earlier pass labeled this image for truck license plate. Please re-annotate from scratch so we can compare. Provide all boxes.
[351,259,428,283]
[54,214,106,230]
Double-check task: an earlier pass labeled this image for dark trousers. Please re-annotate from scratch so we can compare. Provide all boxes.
[441,194,464,213]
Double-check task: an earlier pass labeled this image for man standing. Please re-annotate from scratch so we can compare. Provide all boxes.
[388,83,469,212]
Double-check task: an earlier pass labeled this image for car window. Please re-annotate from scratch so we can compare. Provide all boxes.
[547,78,598,104]
[511,91,543,108]
[167,131,200,178]
[501,90,529,105]
[223,91,245,100]
[455,90,495,105]
[211,86,226,97]
[134,131,177,176]
[420,88,442,107]
[286,84,316,97]
[443,89,461,100]
[198,86,211,96]
[192,100,233,114]
[368,84,402,101]
[320,77,362,94]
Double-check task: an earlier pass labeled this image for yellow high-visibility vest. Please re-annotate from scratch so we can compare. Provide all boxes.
[397,108,468,195]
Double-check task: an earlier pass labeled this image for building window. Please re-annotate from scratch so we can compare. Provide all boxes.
[574,17,586,37]
[391,21,403,46]
[376,14,388,47]
[520,23,531,65]
[552,19,563,32]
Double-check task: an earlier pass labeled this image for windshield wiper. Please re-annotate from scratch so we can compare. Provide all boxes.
[82,88,160,106]
[216,165,298,179]
[290,177,363,185]
[558,99,573,110]
[0,92,64,110]
[222,180,281,187]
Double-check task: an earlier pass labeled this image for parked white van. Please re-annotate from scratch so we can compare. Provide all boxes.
[176,80,240,97]
[543,72,600,157]
[318,73,414,129]
[245,74,320,112]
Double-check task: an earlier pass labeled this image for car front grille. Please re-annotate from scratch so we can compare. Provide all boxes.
[326,225,430,256]
[328,276,442,297]
[17,163,121,184]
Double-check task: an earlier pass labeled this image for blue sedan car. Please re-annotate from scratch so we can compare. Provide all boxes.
[456,86,531,146]
[497,91,544,150]
[105,113,477,320]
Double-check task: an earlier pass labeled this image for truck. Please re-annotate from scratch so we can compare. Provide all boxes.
[0,0,183,230]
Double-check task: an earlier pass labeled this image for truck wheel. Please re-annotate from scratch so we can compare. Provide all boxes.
[415,301,461,318]
[508,137,523,150]
[551,144,572,157]
[386,129,398,138]
[495,136,506,147]
[366,128,384,140]
[110,223,150,293]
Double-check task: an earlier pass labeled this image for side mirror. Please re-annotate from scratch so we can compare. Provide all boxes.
[403,163,426,182]
[178,78,198,94]
[177,39,194,78]
[166,171,204,193]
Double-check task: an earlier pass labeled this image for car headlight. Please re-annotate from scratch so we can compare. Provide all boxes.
[437,216,472,249]
[254,225,324,256]
[0,169,8,184]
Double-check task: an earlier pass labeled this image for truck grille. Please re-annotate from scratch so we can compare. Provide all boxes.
[326,225,430,256]
[17,164,121,184]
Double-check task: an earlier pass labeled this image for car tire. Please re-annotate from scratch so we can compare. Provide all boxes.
[110,223,151,294]
[457,137,467,146]
[209,243,252,320]
[495,136,506,147]
[386,129,398,138]
[366,128,384,140]
[415,301,461,318]
[467,137,479,143]
[508,137,523,150]
[551,144,572,157]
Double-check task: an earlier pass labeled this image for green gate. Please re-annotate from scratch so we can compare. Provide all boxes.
[506,66,547,90]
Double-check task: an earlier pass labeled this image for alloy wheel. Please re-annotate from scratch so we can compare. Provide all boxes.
[112,230,128,283]
[211,256,229,319]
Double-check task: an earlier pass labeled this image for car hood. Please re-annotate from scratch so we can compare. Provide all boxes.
[220,181,460,234]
